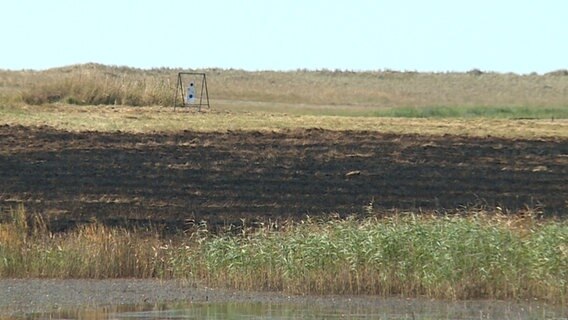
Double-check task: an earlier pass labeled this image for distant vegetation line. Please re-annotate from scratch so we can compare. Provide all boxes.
[1,63,568,118]
[372,105,568,119]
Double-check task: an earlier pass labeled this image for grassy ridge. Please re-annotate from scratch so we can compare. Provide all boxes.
[1,205,566,304]
[2,64,568,118]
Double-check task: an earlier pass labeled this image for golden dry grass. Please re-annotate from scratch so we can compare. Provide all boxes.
[2,63,568,109]
[1,104,566,139]
[0,64,568,138]
[1,63,567,138]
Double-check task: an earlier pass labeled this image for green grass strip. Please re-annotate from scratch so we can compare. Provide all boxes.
[372,105,568,119]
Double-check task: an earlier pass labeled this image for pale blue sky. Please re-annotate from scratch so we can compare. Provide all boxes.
[1,0,566,73]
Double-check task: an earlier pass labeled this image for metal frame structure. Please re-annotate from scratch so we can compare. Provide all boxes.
[174,72,210,111]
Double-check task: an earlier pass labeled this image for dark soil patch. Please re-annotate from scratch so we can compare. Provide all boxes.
[1,125,566,232]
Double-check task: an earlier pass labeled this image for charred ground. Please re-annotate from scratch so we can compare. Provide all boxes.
[1,125,566,232]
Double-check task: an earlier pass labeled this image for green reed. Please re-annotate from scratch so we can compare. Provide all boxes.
[0,206,566,304]
[197,213,567,303]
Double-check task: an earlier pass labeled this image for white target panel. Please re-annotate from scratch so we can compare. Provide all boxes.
[174,72,210,110]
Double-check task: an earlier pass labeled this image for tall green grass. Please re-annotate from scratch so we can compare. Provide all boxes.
[200,213,567,302]
[1,205,566,304]
[371,105,568,119]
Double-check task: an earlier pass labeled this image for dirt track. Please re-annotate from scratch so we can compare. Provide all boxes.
[0,125,566,232]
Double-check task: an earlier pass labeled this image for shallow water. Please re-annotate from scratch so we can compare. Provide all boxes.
[18,300,568,320]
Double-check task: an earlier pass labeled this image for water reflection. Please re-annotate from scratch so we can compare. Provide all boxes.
[13,300,568,320]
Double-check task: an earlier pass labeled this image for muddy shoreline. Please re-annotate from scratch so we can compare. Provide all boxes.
[0,278,286,316]
[1,279,566,318]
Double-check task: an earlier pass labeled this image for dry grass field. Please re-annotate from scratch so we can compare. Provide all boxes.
[1,63,568,113]
[0,65,567,302]
[1,64,567,228]
[0,104,566,139]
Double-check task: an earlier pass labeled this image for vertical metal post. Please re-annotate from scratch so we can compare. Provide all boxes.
[203,74,210,109]
[173,74,180,111]
[198,75,205,111]
[180,75,186,106]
